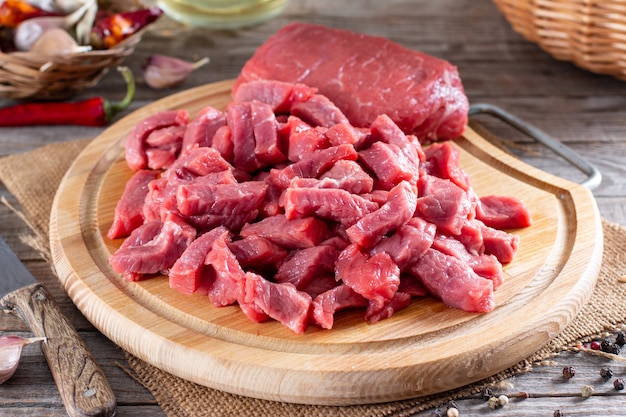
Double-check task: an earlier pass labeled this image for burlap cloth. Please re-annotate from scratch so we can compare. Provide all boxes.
[1,138,626,417]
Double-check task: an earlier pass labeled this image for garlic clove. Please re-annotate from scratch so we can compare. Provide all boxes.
[0,336,46,384]
[143,55,210,90]
[30,28,91,56]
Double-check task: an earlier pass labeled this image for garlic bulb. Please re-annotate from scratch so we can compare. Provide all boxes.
[13,0,95,51]
[0,336,46,384]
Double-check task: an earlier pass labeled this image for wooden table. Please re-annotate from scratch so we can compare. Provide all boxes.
[1,0,625,415]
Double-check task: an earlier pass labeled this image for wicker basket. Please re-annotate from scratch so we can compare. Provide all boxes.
[492,0,626,81]
[0,0,148,100]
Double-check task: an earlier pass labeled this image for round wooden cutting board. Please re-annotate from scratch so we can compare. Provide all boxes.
[49,80,603,406]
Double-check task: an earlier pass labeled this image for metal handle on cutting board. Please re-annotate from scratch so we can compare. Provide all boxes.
[468,103,602,190]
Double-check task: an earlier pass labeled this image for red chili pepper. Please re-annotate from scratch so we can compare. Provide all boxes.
[0,0,60,28]
[0,67,135,127]
[90,6,163,50]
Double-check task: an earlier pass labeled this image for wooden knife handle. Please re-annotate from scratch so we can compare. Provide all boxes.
[0,283,116,417]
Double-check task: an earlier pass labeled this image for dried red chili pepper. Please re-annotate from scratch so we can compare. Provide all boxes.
[90,6,163,50]
[0,66,135,127]
[0,0,59,28]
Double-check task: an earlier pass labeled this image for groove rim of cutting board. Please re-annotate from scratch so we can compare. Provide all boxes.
[49,80,603,405]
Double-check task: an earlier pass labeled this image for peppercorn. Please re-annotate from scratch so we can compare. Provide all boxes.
[562,366,576,379]
[479,387,493,401]
[446,407,459,417]
[614,378,625,391]
[581,385,594,398]
[517,391,529,399]
[487,396,499,409]
[446,401,459,411]
[590,340,601,350]
[554,410,563,417]
[600,366,614,380]
[606,343,622,355]
[616,331,626,346]
[497,394,509,406]
[429,408,443,417]
[601,338,612,352]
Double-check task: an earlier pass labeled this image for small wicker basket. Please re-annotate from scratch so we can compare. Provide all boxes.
[492,0,626,81]
[0,0,148,100]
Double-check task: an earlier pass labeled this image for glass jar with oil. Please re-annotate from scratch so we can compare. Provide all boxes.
[156,0,289,29]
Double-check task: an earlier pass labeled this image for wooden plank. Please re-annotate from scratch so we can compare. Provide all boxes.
[414,350,626,416]
[0,407,165,417]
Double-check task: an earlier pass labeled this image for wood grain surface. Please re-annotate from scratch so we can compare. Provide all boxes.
[49,81,603,405]
[2,0,626,414]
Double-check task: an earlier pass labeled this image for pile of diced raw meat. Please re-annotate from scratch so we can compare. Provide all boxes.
[107,23,532,333]
[107,78,531,334]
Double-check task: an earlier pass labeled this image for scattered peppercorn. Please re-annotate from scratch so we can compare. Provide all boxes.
[617,331,626,346]
[517,391,530,399]
[614,378,625,391]
[553,410,563,417]
[600,366,614,380]
[487,396,500,409]
[581,385,594,398]
[497,394,509,406]
[446,407,459,417]
[562,366,576,379]
[601,339,612,352]
[429,408,443,417]
[590,340,601,350]
[606,343,622,355]
[479,387,493,401]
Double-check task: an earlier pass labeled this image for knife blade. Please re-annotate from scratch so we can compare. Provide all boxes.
[0,236,116,417]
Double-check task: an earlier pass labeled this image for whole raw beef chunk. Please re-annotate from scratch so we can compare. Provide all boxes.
[234,22,469,142]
